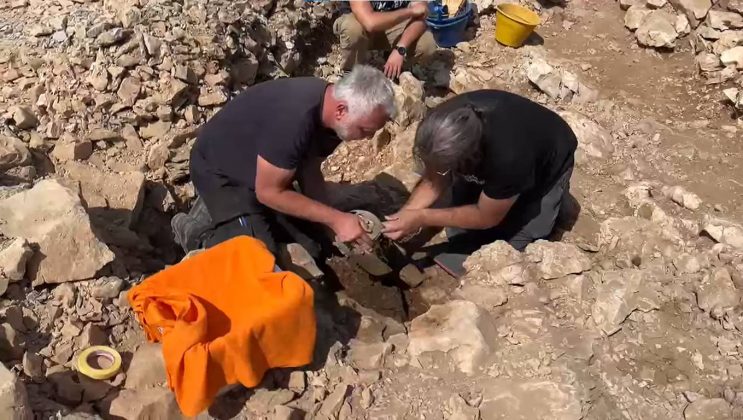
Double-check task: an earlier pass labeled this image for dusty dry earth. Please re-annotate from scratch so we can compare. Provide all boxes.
[2,0,743,419]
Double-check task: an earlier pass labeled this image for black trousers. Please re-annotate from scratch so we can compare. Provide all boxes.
[178,196,324,259]
[185,145,325,258]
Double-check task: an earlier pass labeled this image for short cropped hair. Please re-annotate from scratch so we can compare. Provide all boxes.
[333,65,396,120]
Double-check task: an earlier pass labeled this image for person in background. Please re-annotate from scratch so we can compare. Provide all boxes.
[382,90,578,277]
[171,65,396,260]
[333,1,437,79]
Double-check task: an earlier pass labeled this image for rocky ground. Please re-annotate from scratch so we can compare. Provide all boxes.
[2,0,743,419]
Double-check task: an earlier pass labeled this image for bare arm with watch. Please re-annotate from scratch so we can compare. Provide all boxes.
[384,16,430,78]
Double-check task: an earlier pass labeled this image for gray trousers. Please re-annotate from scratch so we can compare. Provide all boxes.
[445,166,573,253]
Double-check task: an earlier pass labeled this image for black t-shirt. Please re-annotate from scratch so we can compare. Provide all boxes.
[434,90,577,201]
[191,77,340,222]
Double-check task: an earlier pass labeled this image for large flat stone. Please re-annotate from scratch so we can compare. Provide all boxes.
[0,180,114,285]
[0,362,31,420]
[0,136,31,171]
[480,379,582,420]
[559,111,615,165]
[61,161,145,228]
[408,300,497,375]
[670,0,712,26]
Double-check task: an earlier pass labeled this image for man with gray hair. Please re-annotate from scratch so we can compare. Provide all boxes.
[383,90,577,277]
[172,65,396,259]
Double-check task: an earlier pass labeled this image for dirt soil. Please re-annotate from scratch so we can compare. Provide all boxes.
[2,0,743,419]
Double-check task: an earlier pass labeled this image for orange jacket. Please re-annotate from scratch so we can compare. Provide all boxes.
[128,236,316,416]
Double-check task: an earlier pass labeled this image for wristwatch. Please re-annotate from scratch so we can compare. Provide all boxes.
[395,45,408,57]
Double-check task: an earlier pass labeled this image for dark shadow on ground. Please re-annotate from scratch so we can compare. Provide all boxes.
[551,191,582,241]
[417,49,456,96]
[534,0,567,10]
[525,31,545,46]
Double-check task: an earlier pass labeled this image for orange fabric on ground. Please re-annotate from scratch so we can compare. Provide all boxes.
[128,236,316,416]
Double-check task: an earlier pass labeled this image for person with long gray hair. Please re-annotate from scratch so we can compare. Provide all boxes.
[172,65,396,262]
[382,90,577,277]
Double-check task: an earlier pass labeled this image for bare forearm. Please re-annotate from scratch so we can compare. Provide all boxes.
[397,18,428,48]
[421,205,506,230]
[403,178,443,210]
[259,189,343,227]
[362,8,414,32]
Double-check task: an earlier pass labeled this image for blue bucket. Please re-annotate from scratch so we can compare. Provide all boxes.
[426,2,473,48]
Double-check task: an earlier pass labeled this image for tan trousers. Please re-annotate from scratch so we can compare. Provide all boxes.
[333,13,438,71]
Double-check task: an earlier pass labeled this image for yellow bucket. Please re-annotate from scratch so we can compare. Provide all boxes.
[495,4,541,48]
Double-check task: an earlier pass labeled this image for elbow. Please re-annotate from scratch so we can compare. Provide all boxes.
[477,216,504,231]
[354,12,382,33]
[255,187,273,207]
[359,19,380,33]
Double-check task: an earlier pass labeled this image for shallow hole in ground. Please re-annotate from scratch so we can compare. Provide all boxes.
[325,255,459,323]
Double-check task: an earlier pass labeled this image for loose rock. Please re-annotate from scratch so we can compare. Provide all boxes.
[463,241,535,286]
[636,10,679,48]
[348,340,392,370]
[124,343,167,390]
[408,300,497,375]
[51,138,93,162]
[96,28,127,47]
[392,72,425,129]
[696,268,740,317]
[0,323,23,362]
[62,161,146,228]
[279,243,323,280]
[696,52,723,72]
[670,0,712,26]
[77,323,107,350]
[625,6,652,30]
[701,215,743,249]
[288,371,306,394]
[684,398,732,419]
[0,136,31,171]
[525,240,593,279]
[91,277,124,300]
[662,185,703,210]
[317,384,350,419]
[444,394,480,420]
[0,180,114,284]
[274,405,303,420]
[559,111,615,163]
[9,106,38,130]
[22,352,43,379]
[0,362,32,419]
[592,270,645,335]
[721,46,743,69]
[103,388,184,420]
[117,76,141,107]
[399,264,425,288]
[707,10,743,31]
[0,238,33,284]
[480,379,581,420]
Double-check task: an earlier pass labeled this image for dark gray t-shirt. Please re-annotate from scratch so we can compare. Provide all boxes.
[191,77,341,223]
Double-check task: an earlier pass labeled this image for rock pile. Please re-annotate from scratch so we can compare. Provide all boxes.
[0,0,336,417]
[618,0,743,115]
[0,0,331,186]
[1,0,743,417]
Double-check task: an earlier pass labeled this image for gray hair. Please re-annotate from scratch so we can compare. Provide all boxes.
[334,65,397,120]
[414,104,484,174]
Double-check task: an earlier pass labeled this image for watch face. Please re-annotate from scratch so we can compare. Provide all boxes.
[397,46,407,55]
